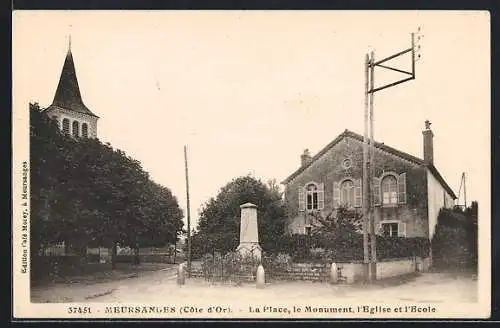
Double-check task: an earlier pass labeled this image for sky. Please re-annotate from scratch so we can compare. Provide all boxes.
[13,11,490,231]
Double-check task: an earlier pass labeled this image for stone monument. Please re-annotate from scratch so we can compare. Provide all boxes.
[237,202,262,260]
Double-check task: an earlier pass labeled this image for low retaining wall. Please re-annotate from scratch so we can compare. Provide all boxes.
[270,262,330,282]
[336,262,365,283]
[337,257,430,283]
[186,257,430,283]
[376,258,416,280]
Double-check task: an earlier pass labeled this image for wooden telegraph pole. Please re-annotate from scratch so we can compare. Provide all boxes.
[363,28,422,282]
[369,50,377,281]
[458,172,467,208]
[184,146,192,274]
[363,54,370,282]
[463,173,467,208]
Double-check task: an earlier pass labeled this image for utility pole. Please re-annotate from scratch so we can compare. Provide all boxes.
[458,172,467,208]
[363,28,422,282]
[463,172,467,209]
[184,145,192,274]
[363,54,370,281]
[369,50,377,281]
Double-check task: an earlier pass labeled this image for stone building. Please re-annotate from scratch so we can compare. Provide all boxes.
[281,122,456,240]
[42,40,99,138]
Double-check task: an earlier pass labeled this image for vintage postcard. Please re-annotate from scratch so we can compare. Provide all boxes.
[12,10,491,319]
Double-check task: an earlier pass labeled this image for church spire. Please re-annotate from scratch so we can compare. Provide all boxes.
[51,38,97,117]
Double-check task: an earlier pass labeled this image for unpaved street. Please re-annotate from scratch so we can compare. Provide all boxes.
[31,268,477,305]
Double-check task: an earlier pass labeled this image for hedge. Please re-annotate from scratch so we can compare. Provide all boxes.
[264,233,429,262]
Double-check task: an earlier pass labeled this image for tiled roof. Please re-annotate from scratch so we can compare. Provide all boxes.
[47,48,98,118]
[281,129,457,199]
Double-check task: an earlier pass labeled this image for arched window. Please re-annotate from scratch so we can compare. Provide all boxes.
[82,123,88,138]
[53,116,59,129]
[382,175,398,205]
[306,183,318,210]
[340,179,355,206]
[62,118,70,135]
[299,182,324,211]
[72,121,79,137]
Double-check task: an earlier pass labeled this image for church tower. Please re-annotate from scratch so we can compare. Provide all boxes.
[43,38,99,138]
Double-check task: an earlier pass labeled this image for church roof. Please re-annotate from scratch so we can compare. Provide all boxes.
[281,129,457,199]
[45,45,98,118]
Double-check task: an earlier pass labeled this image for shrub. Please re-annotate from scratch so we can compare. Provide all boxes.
[432,208,477,270]
[261,253,292,274]
[265,233,429,263]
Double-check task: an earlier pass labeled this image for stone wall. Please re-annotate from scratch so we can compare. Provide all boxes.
[187,257,430,283]
[269,262,330,282]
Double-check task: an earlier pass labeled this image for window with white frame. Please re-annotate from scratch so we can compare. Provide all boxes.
[341,179,355,207]
[306,183,319,210]
[381,175,398,205]
[298,182,324,212]
[374,172,406,206]
[379,221,406,237]
[334,179,362,208]
[382,222,399,237]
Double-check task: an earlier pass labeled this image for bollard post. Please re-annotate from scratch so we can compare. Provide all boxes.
[177,262,185,285]
[256,264,265,289]
[330,263,338,284]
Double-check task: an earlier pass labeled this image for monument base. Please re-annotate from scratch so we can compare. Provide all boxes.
[237,242,262,260]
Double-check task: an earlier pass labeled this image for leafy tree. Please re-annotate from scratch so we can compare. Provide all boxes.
[30,103,184,272]
[310,207,362,244]
[192,175,286,256]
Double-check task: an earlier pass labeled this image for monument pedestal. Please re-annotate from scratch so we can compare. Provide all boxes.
[237,203,261,260]
[237,242,262,260]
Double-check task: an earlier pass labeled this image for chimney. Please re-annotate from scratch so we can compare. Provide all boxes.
[301,149,312,167]
[422,120,434,164]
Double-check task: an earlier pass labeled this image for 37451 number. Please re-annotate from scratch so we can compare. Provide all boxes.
[68,306,92,314]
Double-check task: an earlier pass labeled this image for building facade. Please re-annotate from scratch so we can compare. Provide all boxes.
[42,41,99,138]
[282,122,456,240]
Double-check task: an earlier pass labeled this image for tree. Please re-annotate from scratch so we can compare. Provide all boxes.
[193,175,286,256]
[30,103,184,272]
[308,207,363,252]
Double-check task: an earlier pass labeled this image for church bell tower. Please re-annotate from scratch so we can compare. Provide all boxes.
[43,37,99,138]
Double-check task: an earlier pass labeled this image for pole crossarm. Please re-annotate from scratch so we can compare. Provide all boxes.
[369,76,414,94]
[374,63,413,76]
[372,47,412,66]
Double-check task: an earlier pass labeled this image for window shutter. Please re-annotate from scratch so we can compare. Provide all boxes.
[377,222,383,236]
[398,222,407,237]
[298,186,305,212]
[398,173,407,204]
[354,179,362,207]
[373,177,381,206]
[333,182,341,208]
[318,183,325,210]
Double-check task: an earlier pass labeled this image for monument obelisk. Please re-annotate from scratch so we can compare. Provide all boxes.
[237,203,262,260]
